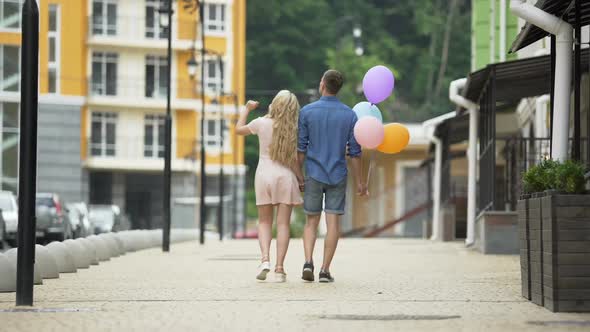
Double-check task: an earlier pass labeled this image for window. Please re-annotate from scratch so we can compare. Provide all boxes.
[0,0,22,30]
[145,0,168,39]
[0,102,18,193]
[92,0,117,35]
[0,45,19,92]
[144,114,165,158]
[48,4,60,93]
[91,112,117,156]
[91,52,117,96]
[204,59,224,92]
[204,118,228,150]
[145,55,168,98]
[204,3,226,34]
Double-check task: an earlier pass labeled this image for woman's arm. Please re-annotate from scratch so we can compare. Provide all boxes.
[235,100,260,136]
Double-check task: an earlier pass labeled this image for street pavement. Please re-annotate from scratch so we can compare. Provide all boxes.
[0,238,589,331]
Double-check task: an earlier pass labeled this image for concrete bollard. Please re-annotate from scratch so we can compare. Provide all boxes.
[87,235,111,261]
[100,233,123,257]
[63,239,90,269]
[78,238,99,265]
[46,241,77,273]
[35,245,59,279]
[4,249,42,284]
[0,254,16,292]
[115,232,135,252]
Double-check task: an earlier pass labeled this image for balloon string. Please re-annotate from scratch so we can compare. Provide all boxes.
[366,150,376,185]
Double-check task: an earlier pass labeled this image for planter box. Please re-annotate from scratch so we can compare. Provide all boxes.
[519,193,590,312]
[517,199,530,300]
[541,194,590,312]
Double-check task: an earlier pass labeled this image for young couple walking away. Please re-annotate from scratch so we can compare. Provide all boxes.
[236,70,368,283]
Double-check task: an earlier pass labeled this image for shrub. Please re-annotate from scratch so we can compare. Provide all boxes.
[554,160,586,194]
[523,159,558,193]
[522,159,587,194]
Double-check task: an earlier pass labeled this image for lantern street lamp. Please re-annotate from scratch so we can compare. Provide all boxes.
[158,0,173,252]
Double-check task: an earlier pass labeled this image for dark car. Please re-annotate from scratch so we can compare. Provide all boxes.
[36,193,73,242]
[89,205,130,234]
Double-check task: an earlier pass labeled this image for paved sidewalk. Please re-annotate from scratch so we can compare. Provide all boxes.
[0,238,588,331]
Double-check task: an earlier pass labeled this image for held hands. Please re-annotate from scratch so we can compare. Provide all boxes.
[357,181,369,196]
[246,100,260,112]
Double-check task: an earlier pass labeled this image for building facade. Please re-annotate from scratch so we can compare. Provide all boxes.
[0,0,247,234]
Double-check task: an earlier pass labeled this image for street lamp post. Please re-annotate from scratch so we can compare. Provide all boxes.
[218,56,225,241]
[16,0,39,306]
[198,1,207,245]
[159,0,173,252]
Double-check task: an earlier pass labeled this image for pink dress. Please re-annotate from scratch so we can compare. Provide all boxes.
[248,117,303,206]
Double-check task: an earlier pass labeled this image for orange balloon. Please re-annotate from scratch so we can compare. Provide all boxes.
[377,123,410,154]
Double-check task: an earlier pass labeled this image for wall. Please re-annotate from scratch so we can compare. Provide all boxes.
[37,103,83,203]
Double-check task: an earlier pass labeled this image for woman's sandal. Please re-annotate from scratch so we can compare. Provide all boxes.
[256,259,271,281]
[274,266,287,283]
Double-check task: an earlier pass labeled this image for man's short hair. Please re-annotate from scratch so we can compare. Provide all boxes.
[322,70,344,95]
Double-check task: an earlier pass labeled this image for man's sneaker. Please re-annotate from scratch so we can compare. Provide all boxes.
[301,262,314,282]
[256,261,271,281]
[319,270,334,283]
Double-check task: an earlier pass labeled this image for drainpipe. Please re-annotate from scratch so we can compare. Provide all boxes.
[490,0,496,63]
[500,0,507,61]
[431,136,442,241]
[449,78,479,247]
[536,94,550,139]
[510,0,573,161]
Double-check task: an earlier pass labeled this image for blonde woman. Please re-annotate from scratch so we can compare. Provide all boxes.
[236,90,304,282]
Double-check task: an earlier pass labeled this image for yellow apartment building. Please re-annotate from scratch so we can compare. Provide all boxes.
[0,0,247,232]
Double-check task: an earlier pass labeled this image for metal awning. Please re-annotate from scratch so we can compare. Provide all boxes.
[434,112,470,144]
[510,0,590,53]
[459,48,590,112]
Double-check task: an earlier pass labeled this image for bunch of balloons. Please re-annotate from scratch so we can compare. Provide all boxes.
[353,65,410,154]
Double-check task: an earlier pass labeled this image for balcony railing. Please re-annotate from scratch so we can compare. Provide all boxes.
[88,15,199,43]
[501,136,589,210]
[88,78,202,100]
[87,137,199,161]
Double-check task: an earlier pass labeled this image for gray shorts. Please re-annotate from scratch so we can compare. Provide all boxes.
[303,177,347,215]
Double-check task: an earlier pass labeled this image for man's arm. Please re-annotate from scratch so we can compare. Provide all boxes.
[296,111,308,190]
[350,156,368,196]
[347,115,368,196]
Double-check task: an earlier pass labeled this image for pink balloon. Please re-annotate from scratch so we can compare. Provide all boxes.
[354,117,385,149]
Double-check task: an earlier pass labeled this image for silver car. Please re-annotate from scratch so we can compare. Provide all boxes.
[36,193,73,242]
[0,191,18,247]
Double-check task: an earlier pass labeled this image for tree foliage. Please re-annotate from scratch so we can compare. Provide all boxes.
[243,0,472,216]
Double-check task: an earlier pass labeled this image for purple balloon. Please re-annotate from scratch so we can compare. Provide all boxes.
[363,65,395,104]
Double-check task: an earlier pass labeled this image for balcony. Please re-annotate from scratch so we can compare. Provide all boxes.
[87,15,200,51]
[85,136,199,172]
[88,78,202,109]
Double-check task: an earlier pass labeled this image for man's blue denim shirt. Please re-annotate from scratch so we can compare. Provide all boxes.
[298,96,361,185]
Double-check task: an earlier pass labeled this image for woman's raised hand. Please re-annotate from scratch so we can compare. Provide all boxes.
[246,100,260,111]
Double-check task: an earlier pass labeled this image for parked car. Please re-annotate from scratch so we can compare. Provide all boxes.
[0,207,6,249]
[66,202,92,238]
[89,205,130,234]
[36,193,73,242]
[0,191,18,247]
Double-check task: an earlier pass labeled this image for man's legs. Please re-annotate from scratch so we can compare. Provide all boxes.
[321,213,341,272]
[302,178,324,281]
[303,213,321,263]
[320,178,346,279]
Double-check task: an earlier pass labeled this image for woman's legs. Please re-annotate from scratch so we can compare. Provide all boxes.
[275,204,293,273]
[257,205,274,262]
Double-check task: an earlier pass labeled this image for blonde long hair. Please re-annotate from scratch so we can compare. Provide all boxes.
[268,90,300,168]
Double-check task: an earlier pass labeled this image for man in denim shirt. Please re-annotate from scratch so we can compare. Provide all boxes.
[297,70,367,283]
